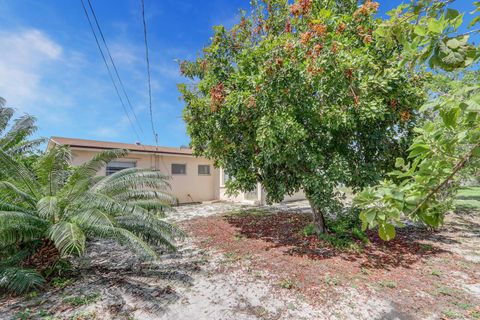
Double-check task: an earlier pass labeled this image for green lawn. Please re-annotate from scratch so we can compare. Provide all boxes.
[455,186,480,209]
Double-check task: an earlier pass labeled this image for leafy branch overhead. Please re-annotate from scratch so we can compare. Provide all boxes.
[355,1,480,240]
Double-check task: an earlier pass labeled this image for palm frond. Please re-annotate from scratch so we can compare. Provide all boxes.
[0,114,38,152]
[86,225,158,260]
[0,211,48,247]
[48,222,86,257]
[34,146,72,196]
[0,104,14,135]
[37,196,59,221]
[69,208,115,229]
[0,199,33,213]
[70,192,156,220]
[65,149,128,187]
[8,138,46,155]
[0,267,44,294]
[116,215,184,251]
[0,181,37,205]
[0,149,40,198]
[125,199,172,215]
[92,168,171,193]
[114,190,178,204]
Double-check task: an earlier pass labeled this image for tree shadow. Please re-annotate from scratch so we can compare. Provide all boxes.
[225,211,453,270]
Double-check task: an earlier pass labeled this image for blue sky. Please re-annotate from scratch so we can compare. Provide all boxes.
[0,0,476,147]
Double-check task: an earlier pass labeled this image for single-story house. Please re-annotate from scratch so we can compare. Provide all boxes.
[47,137,305,205]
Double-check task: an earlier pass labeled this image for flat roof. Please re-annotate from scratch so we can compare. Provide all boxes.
[50,136,193,156]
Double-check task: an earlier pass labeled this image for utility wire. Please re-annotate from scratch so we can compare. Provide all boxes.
[86,0,145,138]
[80,0,142,142]
[140,0,159,149]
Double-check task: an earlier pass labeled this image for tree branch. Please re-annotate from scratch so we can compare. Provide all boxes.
[409,141,480,217]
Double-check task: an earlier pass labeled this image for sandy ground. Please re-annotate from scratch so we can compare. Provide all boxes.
[0,201,479,320]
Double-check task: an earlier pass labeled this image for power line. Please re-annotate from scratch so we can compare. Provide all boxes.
[140,0,159,149]
[79,0,142,142]
[86,0,145,138]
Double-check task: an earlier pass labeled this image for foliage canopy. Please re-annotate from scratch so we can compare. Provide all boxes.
[355,0,480,240]
[179,0,426,232]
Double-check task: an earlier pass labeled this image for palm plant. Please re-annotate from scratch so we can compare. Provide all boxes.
[0,146,182,294]
[0,97,44,155]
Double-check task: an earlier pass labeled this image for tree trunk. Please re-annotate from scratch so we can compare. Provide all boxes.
[23,239,60,272]
[307,199,327,234]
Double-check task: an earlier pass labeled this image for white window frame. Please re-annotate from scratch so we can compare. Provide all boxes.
[171,163,187,175]
[198,164,211,176]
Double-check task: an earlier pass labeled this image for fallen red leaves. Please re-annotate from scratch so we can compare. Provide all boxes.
[181,210,480,318]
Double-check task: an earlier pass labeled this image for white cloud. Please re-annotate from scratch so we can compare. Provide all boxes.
[0,29,62,108]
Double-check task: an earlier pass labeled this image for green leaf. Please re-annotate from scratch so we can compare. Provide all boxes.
[440,107,460,127]
[468,16,480,28]
[378,223,396,241]
[414,25,427,36]
[428,18,444,34]
[37,196,59,220]
[408,144,430,158]
[446,38,461,49]
[446,9,460,20]
[48,222,86,257]
[395,158,405,168]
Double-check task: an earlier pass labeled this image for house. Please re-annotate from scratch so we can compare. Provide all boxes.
[47,137,305,205]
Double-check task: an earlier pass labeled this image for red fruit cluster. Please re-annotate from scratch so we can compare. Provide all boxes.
[285,19,292,33]
[210,82,225,111]
[400,110,411,122]
[300,31,313,45]
[337,23,347,34]
[354,0,380,18]
[290,0,312,16]
[311,24,327,37]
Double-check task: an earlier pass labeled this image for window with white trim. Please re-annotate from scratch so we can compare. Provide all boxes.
[198,165,211,175]
[106,161,136,176]
[171,163,187,175]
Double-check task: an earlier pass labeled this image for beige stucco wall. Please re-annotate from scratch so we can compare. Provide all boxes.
[218,168,305,205]
[70,148,218,204]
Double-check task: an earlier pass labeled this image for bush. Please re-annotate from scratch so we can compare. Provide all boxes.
[304,208,369,249]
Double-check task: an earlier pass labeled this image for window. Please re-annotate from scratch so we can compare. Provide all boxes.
[106,161,135,176]
[171,163,187,175]
[198,165,211,175]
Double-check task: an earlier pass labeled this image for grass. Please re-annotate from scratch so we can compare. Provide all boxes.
[455,186,480,209]
[63,292,101,307]
[379,280,397,289]
[430,269,442,277]
[279,278,295,289]
[52,277,73,288]
[302,209,369,251]
[324,273,340,286]
[442,308,460,318]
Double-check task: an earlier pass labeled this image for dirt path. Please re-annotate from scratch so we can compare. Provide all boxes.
[1,201,479,320]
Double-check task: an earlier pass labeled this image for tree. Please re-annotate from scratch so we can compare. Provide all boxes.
[355,1,480,240]
[0,97,44,155]
[179,0,426,233]
[0,146,182,294]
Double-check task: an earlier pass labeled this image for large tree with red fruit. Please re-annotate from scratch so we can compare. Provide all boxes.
[179,0,426,233]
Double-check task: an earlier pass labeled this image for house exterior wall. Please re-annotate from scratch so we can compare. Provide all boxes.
[59,143,305,205]
[70,148,218,204]
[218,168,306,205]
